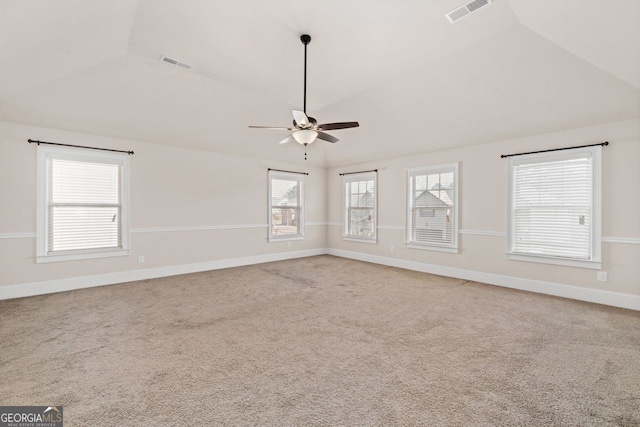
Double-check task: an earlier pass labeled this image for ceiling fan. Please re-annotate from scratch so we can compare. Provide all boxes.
[249,34,359,155]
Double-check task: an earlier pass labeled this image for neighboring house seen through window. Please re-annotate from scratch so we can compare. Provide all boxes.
[36,145,130,263]
[407,163,458,252]
[268,170,305,241]
[342,172,377,242]
[506,146,601,269]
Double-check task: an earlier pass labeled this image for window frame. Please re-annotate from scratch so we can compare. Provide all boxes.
[342,171,377,243]
[36,145,131,263]
[406,162,459,253]
[505,146,602,269]
[268,170,305,242]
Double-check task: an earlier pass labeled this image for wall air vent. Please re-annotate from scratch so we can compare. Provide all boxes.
[446,0,491,23]
[160,55,192,70]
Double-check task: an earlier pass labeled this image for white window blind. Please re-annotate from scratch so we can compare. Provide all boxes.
[407,163,458,251]
[343,172,377,241]
[268,171,304,241]
[37,145,130,262]
[49,159,121,252]
[507,147,601,267]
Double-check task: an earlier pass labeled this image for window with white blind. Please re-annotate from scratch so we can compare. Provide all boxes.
[342,172,377,242]
[406,163,458,252]
[506,146,601,269]
[36,145,130,262]
[268,171,305,241]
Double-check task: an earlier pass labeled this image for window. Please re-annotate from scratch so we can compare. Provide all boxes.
[507,146,601,269]
[407,163,458,252]
[342,172,377,242]
[36,145,130,262]
[268,170,305,241]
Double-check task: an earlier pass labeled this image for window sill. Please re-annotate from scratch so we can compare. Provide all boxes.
[36,248,130,263]
[406,243,459,254]
[268,236,305,243]
[342,236,377,244]
[506,253,601,270]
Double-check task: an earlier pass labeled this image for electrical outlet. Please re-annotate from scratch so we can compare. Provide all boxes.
[597,271,608,282]
[287,241,292,248]
[390,246,395,253]
[138,255,145,264]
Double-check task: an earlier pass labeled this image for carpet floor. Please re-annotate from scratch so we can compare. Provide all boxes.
[1,255,639,426]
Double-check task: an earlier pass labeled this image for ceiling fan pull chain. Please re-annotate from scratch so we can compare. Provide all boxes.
[304,143,307,160]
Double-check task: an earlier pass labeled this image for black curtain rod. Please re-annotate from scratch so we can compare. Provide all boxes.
[501,141,608,159]
[339,169,378,176]
[268,168,308,175]
[28,139,134,155]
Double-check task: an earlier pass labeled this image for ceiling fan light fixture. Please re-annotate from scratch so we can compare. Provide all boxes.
[292,129,317,145]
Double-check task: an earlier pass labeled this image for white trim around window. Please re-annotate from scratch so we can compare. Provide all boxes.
[342,171,377,243]
[268,170,305,242]
[406,162,459,253]
[506,146,602,269]
[36,145,131,263]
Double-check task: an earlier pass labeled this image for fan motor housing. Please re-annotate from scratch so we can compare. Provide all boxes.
[293,116,317,128]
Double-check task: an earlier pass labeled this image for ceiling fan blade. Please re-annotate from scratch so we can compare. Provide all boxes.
[249,125,295,130]
[292,110,310,128]
[279,136,294,145]
[317,131,339,143]
[316,122,359,131]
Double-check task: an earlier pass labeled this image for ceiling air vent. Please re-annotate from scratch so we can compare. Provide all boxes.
[160,55,192,70]
[446,0,491,23]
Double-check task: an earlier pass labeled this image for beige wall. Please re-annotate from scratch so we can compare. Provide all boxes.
[328,119,640,296]
[0,121,327,286]
[1,118,638,301]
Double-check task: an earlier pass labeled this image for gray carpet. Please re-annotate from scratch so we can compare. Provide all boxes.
[1,255,639,426]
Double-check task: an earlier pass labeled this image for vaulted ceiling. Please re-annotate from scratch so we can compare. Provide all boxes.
[0,0,638,166]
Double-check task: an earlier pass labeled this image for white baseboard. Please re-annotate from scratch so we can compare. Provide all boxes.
[4,247,638,311]
[327,249,640,311]
[0,248,328,301]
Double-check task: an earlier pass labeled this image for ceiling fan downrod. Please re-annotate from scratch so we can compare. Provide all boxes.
[301,34,311,115]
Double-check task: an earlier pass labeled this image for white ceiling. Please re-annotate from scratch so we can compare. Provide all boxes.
[0,0,638,167]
